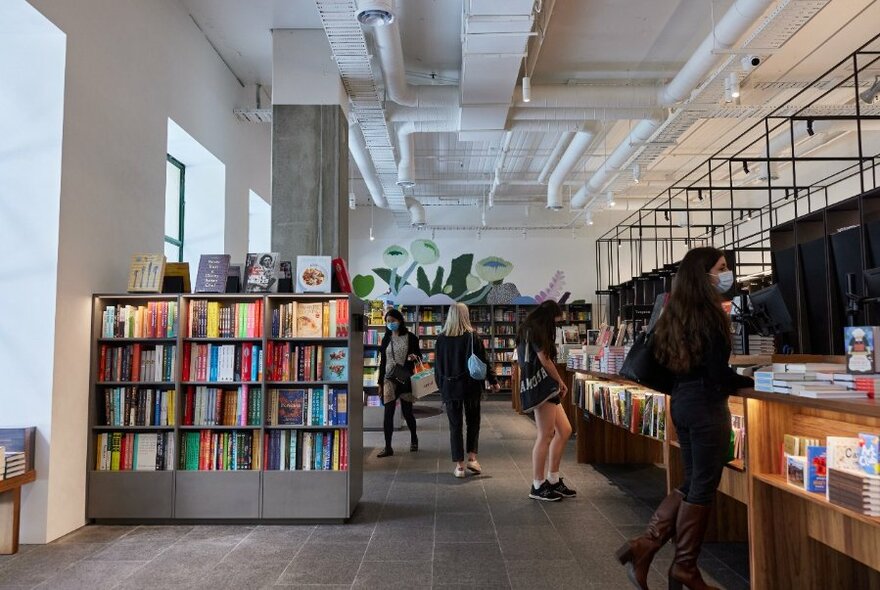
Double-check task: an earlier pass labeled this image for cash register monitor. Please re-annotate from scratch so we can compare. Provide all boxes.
[747,284,794,337]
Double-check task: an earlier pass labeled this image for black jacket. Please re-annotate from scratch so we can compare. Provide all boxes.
[377,330,423,386]
[434,332,497,402]
[675,329,753,397]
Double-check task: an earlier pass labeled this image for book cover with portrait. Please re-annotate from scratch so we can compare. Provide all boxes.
[244,252,280,293]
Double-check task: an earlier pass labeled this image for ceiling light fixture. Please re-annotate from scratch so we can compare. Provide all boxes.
[356,0,394,26]
[586,212,594,226]
[369,199,375,241]
[481,210,487,227]
[729,72,740,99]
[742,161,750,175]
[806,118,815,136]
[606,191,615,207]
[723,76,733,103]
[369,226,375,241]
[860,75,880,104]
[617,239,622,249]
[746,210,752,221]
[697,190,704,202]
[663,210,670,222]
[632,163,641,184]
[522,75,531,103]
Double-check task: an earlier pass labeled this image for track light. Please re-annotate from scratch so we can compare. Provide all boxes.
[356,0,394,26]
[746,210,752,221]
[369,226,375,241]
[617,239,622,249]
[860,75,880,104]
[663,210,670,222]
[806,118,815,136]
[522,76,531,103]
[481,210,487,227]
[742,161,750,175]
[632,163,641,184]
[729,72,740,99]
[586,212,594,226]
[606,191,615,207]
[697,190,704,202]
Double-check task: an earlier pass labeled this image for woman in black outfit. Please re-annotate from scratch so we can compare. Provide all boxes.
[376,308,421,457]
[435,303,500,478]
[615,247,752,590]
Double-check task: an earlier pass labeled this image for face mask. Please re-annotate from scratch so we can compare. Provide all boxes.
[387,322,400,332]
[711,270,734,293]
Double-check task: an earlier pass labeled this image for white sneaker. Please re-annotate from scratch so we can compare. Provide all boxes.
[453,465,466,478]
[466,460,482,474]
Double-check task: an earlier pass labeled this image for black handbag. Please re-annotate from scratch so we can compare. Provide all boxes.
[619,330,674,394]
[517,337,559,413]
[385,338,413,392]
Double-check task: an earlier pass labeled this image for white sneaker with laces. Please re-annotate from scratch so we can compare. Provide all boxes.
[466,460,482,474]
[453,465,466,478]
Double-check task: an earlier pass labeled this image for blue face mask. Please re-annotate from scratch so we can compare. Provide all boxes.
[387,322,400,332]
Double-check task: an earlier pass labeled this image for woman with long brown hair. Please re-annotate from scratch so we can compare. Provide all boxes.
[516,300,576,502]
[615,247,752,590]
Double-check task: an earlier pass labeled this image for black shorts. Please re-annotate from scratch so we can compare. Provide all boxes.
[546,395,561,405]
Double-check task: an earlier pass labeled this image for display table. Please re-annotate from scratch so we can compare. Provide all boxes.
[0,470,36,554]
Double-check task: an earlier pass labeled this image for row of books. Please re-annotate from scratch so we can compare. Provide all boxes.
[95,432,175,471]
[179,430,259,470]
[271,299,350,338]
[417,309,444,322]
[417,325,443,336]
[575,379,667,440]
[784,432,880,515]
[754,362,869,399]
[493,364,513,376]
[492,337,516,349]
[265,343,348,383]
[569,345,630,375]
[187,300,264,339]
[490,351,515,362]
[494,325,516,335]
[183,343,262,382]
[267,387,348,426]
[264,429,349,471]
[0,448,26,480]
[183,386,263,426]
[101,387,175,426]
[98,344,176,383]
[470,309,491,323]
[364,328,383,346]
[363,367,379,387]
[731,414,745,462]
[102,302,178,339]
[493,310,516,322]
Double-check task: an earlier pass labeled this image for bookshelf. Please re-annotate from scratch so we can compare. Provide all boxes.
[87,293,363,522]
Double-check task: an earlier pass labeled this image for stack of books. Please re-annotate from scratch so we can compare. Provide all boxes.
[754,362,863,398]
[4,451,26,479]
[827,467,880,516]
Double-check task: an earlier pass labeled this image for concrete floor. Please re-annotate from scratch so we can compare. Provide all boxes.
[0,401,749,589]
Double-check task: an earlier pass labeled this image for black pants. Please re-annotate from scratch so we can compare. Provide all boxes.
[384,398,417,448]
[671,381,731,506]
[445,398,481,462]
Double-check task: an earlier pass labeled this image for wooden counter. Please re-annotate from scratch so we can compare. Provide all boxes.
[1,470,36,554]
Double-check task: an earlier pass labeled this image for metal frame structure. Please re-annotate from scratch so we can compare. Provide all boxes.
[595,34,880,303]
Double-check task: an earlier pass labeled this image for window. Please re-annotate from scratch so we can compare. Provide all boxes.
[248,190,271,253]
[164,155,185,262]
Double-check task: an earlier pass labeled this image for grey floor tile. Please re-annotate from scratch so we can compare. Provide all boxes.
[277,556,363,585]
[32,559,146,590]
[496,525,573,561]
[292,541,368,562]
[435,512,496,543]
[432,558,510,587]
[505,559,593,590]
[54,525,135,544]
[0,544,106,587]
[87,539,171,562]
[185,559,289,590]
[487,501,552,527]
[352,560,432,588]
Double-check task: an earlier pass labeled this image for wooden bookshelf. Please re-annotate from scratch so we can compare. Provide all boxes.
[87,293,363,522]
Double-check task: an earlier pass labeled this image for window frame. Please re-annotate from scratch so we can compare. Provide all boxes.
[164,154,185,262]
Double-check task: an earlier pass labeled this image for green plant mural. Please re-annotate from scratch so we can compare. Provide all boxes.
[363,239,530,304]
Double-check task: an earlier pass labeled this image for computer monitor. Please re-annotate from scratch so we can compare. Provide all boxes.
[865,267,880,299]
[747,284,794,337]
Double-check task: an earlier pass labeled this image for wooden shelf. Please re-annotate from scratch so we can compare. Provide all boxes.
[737,387,880,419]
[93,425,175,431]
[0,471,35,494]
[264,425,349,430]
[184,337,262,342]
[98,338,177,343]
[755,473,880,528]
[181,381,262,386]
[264,381,347,386]
[179,425,261,430]
[268,337,348,343]
[97,382,174,387]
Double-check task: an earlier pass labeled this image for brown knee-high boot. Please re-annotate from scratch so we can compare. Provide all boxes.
[615,489,685,589]
[667,501,719,590]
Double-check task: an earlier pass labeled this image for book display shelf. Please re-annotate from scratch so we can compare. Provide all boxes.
[87,293,363,522]
[569,354,880,587]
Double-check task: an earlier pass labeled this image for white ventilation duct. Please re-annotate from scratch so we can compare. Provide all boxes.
[514,85,661,108]
[571,118,662,208]
[349,122,388,208]
[547,127,597,210]
[573,0,773,209]
[538,133,575,184]
[657,0,773,106]
[405,197,426,227]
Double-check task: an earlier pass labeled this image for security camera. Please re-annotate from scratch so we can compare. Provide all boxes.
[741,55,761,72]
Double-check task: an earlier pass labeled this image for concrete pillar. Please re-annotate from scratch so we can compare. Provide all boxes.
[271,105,348,259]
[271,29,349,260]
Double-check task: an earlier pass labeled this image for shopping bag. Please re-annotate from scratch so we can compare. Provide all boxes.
[517,338,559,413]
[410,361,438,399]
[619,330,674,394]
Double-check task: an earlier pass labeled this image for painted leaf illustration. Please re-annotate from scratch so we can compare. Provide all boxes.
[535,270,566,303]
[416,267,432,295]
[373,268,411,293]
[431,266,445,295]
[443,254,474,299]
[458,285,493,305]
[352,274,375,299]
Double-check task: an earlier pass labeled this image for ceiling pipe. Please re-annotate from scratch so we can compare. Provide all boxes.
[349,122,388,209]
[547,126,597,210]
[537,132,575,184]
[405,197,427,227]
[514,85,662,108]
[510,107,666,121]
[573,0,773,209]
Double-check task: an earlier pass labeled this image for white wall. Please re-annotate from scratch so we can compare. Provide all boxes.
[0,0,66,545]
[18,0,270,543]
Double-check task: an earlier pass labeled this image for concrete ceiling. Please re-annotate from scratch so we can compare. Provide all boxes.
[176,0,880,227]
